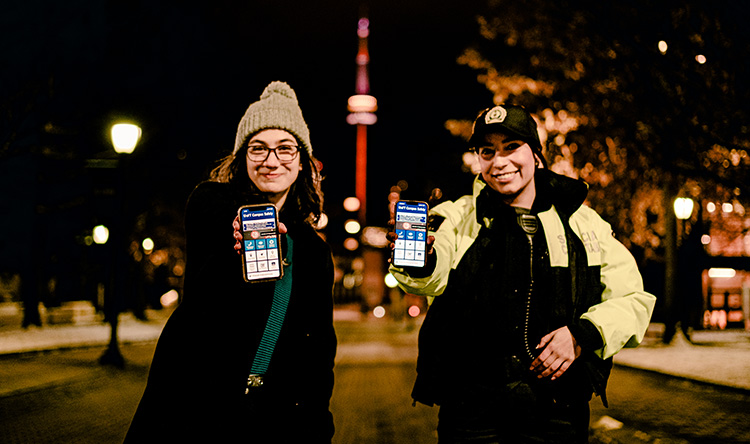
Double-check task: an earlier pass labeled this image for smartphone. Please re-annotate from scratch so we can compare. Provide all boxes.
[392,200,429,267]
[238,204,283,282]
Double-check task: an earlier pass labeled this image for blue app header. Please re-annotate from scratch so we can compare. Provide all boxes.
[395,201,428,224]
[240,206,277,231]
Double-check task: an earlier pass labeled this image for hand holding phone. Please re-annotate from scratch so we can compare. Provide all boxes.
[234,217,287,253]
[238,204,284,282]
[391,200,429,267]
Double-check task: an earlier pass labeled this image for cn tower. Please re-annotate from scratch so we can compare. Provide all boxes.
[347,15,377,225]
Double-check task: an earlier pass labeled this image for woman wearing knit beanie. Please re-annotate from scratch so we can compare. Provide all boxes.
[125,81,336,443]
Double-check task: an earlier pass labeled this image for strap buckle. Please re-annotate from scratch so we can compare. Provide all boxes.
[245,374,264,394]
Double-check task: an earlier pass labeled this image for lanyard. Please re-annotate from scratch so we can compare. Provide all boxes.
[247,234,293,385]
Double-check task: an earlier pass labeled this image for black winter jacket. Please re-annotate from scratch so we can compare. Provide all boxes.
[411,171,612,408]
[124,182,336,443]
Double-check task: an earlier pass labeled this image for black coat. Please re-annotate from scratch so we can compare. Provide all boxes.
[411,171,611,408]
[124,182,337,443]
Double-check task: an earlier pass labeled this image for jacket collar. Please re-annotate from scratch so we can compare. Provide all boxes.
[473,168,589,223]
[534,169,589,217]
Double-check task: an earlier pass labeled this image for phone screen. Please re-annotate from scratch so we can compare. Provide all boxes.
[239,204,283,282]
[393,200,429,267]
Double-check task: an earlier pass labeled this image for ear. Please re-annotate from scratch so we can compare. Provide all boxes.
[534,153,545,169]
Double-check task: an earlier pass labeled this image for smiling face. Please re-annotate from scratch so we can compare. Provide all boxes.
[477,132,538,208]
[245,129,302,210]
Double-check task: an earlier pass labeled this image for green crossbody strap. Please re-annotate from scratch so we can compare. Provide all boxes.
[250,234,293,375]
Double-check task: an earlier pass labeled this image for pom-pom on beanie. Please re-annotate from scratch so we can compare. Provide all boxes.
[233,81,312,156]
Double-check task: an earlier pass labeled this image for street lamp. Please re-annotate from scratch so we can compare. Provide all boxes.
[674,197,694,220]
[111,123,141,154]
[93,225,110,245]
[674,197,694,249]
[100,122,140,367]
[663,196,696,344]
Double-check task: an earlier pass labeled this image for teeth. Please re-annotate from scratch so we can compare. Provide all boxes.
[494,171,517,180]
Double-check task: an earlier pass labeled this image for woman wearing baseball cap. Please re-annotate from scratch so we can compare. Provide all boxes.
[389,104,655,443]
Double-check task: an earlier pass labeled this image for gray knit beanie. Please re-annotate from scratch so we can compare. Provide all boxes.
[233,81,312,156]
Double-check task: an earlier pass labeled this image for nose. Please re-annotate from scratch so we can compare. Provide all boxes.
[490,152,510,169]
[262,150,282,167]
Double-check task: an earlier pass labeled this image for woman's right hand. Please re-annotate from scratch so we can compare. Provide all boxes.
[386,197,434,264]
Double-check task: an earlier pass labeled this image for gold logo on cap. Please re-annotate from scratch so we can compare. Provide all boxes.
[485,106,507,124]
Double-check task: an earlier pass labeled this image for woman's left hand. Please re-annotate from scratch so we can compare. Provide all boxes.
[233,216,287,254]
[529,326,582,380]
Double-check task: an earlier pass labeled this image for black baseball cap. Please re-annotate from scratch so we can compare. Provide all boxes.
[468,104,543,151]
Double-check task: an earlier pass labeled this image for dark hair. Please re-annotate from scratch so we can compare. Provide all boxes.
[209,141,324,226]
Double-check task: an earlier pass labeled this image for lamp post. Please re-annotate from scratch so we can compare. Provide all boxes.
[663,195,695,344]
[100,122,140,367]
[674,197,694,245]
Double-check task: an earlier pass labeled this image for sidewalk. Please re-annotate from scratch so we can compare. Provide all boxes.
[612,323,750,392]
[2,304,749,393]
[0,307,171,356]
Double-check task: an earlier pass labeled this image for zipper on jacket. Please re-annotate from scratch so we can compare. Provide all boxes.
[517,210,539,362]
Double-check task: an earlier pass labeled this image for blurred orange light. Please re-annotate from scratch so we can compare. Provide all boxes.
[384,273,399,288]
[343,237,359,251]
[348,94,378,112]
[142,237,154,253]
[345,219,361,234]
[160,289,179,307]
[408,305,421,317]
[708,268,736,278]
[346,112,377,125]
[343,197,361,212]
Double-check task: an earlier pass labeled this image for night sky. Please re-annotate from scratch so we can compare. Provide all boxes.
[3,0,494,230]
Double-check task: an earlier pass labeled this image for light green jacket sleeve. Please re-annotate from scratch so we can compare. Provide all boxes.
[572,207,656,360]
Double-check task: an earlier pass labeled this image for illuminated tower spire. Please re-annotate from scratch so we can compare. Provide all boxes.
[347,15,377,225]
[355,18,371,95]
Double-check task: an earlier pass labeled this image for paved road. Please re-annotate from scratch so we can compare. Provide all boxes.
[2,318,749,443]
[332,319,438,444]
[591,366,750,443]
[0,344,152,444]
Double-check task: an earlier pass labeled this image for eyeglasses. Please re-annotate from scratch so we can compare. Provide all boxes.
[246,144,300,163]
[473,143,525,161]
[474,146,501,161]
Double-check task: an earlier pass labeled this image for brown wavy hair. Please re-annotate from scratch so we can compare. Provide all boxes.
[209,139,324,226]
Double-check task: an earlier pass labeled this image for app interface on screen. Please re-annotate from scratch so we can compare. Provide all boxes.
[393,201,428,267]
[240,206,281,280]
